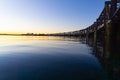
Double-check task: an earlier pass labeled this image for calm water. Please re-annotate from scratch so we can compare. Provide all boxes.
[0,36,106,80]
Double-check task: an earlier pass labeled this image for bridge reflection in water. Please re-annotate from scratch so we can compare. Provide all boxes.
[62,36,120,80]
[47,36,120,80]
[79,36,120,80]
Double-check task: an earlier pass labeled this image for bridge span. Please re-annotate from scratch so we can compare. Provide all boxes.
[52,0,120,37]
[51,0,120,58]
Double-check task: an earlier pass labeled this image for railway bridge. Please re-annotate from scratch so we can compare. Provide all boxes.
[52,0,120,57]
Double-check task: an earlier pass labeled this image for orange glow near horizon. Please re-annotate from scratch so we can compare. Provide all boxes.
[0,31,63,34]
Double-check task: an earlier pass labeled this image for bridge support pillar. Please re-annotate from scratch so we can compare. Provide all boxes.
[104,22,111,58]
[93,31,97,53]
[94,32,97,45]
[105,20,120,58]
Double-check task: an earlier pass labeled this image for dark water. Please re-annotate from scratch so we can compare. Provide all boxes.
[0,36,107,80]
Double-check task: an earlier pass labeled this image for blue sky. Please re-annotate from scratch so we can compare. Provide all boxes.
[0,0,105,33]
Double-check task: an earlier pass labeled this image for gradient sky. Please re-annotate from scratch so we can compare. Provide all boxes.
[0,0,106,34]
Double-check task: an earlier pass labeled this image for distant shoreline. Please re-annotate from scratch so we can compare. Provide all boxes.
[0,34,81,37]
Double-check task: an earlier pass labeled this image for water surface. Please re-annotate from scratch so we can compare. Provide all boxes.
[0,36,106,80]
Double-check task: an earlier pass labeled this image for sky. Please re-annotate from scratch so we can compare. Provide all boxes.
[0,0,106,34]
